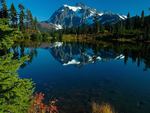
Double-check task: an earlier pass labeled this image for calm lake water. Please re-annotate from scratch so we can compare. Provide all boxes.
[17,41,150,113]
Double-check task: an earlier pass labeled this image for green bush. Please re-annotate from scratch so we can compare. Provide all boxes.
[0,54,34,113]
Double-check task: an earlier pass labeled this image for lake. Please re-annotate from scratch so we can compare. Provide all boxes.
[16,41,150,113]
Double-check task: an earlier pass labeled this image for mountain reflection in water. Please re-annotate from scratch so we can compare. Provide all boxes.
[50,42,125,67]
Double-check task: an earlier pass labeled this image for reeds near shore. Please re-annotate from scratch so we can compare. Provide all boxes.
[92,102,116,113]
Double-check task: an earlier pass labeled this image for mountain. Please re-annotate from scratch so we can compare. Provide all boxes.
[38,22,62,32]
[42,3,127,30]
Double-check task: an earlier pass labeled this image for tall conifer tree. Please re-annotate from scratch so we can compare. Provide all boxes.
[18,4,25,31]
[10,3,17,28]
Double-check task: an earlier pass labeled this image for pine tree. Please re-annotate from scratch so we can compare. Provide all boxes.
[126,12,131,30]
[0,20,14,51]
[18,4,25,31]
[119,20,125,34]
[93,13,100,33]
[127,12,130,18]
[33,17,38,30]
[0,0,8,18]
[26,9,33,30]
[133,15,140,29]
[141,10,145,28]
[0,10,2,18]
[29,10,33,28]
[0,1,3,18]
[10,3,17,28]
[26,9,29,29]
[0,54,34,113]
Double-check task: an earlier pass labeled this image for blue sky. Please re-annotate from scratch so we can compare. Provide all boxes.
[7,0,150,21]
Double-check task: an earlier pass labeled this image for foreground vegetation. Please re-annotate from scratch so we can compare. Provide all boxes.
[92,102,116,113]
[0,53,34,113]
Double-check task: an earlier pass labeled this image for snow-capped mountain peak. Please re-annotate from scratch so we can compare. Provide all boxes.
[44,3,127,29]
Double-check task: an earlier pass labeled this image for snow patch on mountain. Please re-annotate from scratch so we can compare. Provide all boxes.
[118,15,127,20]
[64,4,81,11]
[54,24,63,30]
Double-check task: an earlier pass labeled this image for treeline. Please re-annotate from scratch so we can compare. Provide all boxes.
[112,11,150,41]
[0,0,51,42]
[61,10,150,41]
[0,0,37,31]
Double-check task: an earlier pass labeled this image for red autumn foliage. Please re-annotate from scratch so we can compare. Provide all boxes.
[28,92,59,113]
